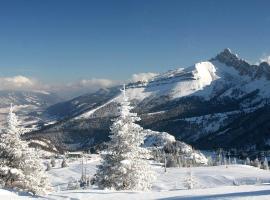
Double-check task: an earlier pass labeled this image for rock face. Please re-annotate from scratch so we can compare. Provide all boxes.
[25,49,270,151]
[215,48,270,80]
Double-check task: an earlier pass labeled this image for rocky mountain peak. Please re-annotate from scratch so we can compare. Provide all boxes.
[215,48,240,64]
[213,48,255,77]
[257,62,270,79]
[259,62,270,71]
[213,49,270,80]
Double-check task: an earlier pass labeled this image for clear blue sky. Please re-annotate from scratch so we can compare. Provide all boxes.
[0,0,270,83]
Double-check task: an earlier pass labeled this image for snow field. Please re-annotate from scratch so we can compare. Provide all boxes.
[41,157,270,199]
[3,156,270,199]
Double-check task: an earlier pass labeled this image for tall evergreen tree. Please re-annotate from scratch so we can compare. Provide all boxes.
[263,157,269,170]
[95,85,155,190]
[246,157,251,165]
[254,158,261,168]
[0,105,49,195]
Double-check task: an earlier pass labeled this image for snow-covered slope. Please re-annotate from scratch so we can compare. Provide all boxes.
[144,129,176,147]
[144,129,208,165]
[0,189,21,199]
[41,185,270,200]
[5,157,270,199]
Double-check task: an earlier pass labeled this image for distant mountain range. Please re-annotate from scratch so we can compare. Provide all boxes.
[7,49,270,151]
[0,90,62,132]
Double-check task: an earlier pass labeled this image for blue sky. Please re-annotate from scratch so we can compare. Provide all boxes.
[0,0,270,84]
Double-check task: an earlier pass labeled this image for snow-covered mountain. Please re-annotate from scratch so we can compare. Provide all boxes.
[0,90,62,132]
[26,49,270,151]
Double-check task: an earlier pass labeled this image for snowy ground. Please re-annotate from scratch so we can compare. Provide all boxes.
[2,155,270,200]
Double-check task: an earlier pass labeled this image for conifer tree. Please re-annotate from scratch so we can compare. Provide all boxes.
[61,158,68,168]
[95,85,155,191]
[184,171,196,189]
[207,156,213,166]
[246,157,251,165]
[0,105,49,195]
[46,162,51,171]
[51,157,56,168]
[254,158,261,168]
[232,157,237,165]
[263,157,269,170]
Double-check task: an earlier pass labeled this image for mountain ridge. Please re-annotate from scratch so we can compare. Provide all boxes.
[24,49,270,151]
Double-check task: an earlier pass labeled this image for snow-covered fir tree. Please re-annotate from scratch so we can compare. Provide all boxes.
[263,157,269,170]
[254,158,261,168]
[61,158,68,168]
[51,157,56,168]
[0,105,49,195]
[232,157,237,165]
[228,156,231,165]
[207,156,213,166]
[46,162,52,171]
[246,157,251,165]
[215,150,223,166]
[95,85,155,191]
[184,170,196,189]
[223,157,227,166]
